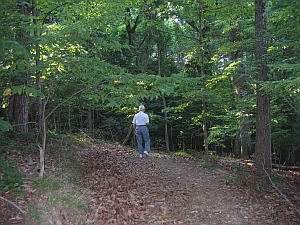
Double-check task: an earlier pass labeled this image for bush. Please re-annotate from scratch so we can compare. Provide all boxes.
[0,157,26,197]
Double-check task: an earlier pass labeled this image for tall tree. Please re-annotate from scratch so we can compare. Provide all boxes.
[7,0,31,133]
[184,0,211,161]
[255,0,272,174]
[156,32,170,152]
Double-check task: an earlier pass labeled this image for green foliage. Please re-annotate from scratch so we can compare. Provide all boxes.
[0,136,18,156]
[32,177,60,193]
[48,192,89,211]
[27,204,40,222]
[225,165,269,192]
[3,86,45,99]
[226,166,250,186]
[0,0,300,166]
[173,150,192,157]
[0,157,26,197]
[197,161,217,169]
[173,150,209,159]
[29,176,88,222]
[0,118,13,132]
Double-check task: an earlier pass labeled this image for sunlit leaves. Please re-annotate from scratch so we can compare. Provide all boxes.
[3,86,44,98]
[262,78,300,96]
[25,87,45,98]
[97,72,204,111]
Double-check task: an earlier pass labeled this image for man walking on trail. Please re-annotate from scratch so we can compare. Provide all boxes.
[132,105,150,158]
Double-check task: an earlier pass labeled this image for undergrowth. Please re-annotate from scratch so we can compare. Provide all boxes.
[32,177,60,193]
[0,133,33,198]
[0,157,26,198]
[0,131,99,224]
[196,161,217,169]
[27,204,40,222]
[226,165,269,192]
[48,191,89,212]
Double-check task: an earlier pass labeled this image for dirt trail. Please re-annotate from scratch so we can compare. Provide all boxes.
[77,145,298,225]
[1,144,300,225]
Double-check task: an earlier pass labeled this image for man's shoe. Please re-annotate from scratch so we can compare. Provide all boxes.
[144,151,149,156]
[139,154,143,158]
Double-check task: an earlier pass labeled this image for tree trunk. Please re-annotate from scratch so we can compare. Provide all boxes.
[255,0,271,175]
[157,42,170,152]
[68,103,71,133]
[142,3,152,73]
[9,0,31,133]
[87,105,92,134]
[32,0,46,178]
[9,94,28,133]
[187,3,210,160]
[142,31,151,73]
[197,4,209,161]
[125,8,140,46]
[162,94,170,152]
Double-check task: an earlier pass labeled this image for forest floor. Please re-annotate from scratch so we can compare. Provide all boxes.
[1,139,300,225]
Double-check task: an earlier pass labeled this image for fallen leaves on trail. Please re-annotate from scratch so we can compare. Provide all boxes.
[76,144,300,225]
[2,142,300,225]
[78,145,186,224]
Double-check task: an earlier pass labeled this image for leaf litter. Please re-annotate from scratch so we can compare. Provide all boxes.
[1,142,300,225]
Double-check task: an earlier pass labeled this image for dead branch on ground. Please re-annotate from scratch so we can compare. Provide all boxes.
[262,167,300,217]
[0,196,26,215]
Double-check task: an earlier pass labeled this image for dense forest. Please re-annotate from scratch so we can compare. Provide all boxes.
[1,0,300,176]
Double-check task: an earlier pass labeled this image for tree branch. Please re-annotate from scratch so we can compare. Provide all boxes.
[187,21,199,32]
[79,129,101,144]
[45,82,105,120]
[122,124,133,145]
[131,15,141,33]
[0,196,26,215]
[284,97,300,115]
[262,166,300,217]
[42,3,68,26]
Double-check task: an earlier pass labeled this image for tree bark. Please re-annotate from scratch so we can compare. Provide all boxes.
[187,3,209,161]
[142,31,151,73]
[9,94,28,133]
[32,0,46,178]
[197,4,209,161]
[142,3,152,73]
[157,42,170,152]
[125,8,140,46]
[87,105,93,134]
[9,0,31,133]
[255,0,271,175]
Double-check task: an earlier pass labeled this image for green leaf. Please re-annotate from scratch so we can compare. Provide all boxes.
[25,87,45,98]
[0,118,13,132]
[11,86,24,95]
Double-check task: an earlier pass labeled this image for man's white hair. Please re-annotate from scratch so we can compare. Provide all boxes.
[139,105,145,111]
